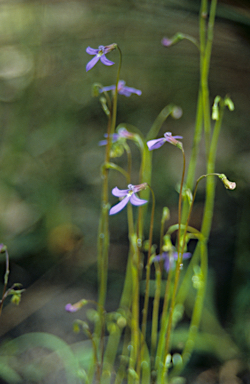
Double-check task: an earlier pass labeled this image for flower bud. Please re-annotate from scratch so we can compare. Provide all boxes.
[219,174,236,190]
[224,96,234,111]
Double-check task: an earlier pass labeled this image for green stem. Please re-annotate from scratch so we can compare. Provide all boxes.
[127,204,140,384]
[141,186,156,339]
[98,44,122,310]
[111,46,122,136]
[151,262,162,361]
[201,103,225,239]
[0,249,9,317]
[96,45,122,384]
[181,89,203,223]
[164,149,186,355]
[156,148,186,382]
[172,241,208,376]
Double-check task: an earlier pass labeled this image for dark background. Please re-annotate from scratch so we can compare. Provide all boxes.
[0,0,250,382]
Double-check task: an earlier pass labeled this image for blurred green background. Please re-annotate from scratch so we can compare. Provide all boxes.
[0,0,250,382]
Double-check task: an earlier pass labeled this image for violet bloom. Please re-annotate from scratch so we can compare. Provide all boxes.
[65,299,87,313]
[154,251,191,272]
[99,80,142,97]
[161,37,173,47]
[99,133,120,146]
[86,44,116,72]
[109,183,148,215]
[147,132,183,151]
[65,303,78,313]
[98,128,135,146]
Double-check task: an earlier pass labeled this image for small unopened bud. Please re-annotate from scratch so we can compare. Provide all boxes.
[105,43,117,53]
[117,316,127,328]
[92,83,101,97]
[110,143,124,158]
[0,244,7,253]
[171,106,183,119]
[65,299,88,313]
[11,292,21,305]
[212,96,221,121]
[100,97,110,116]
[219,174,236,190]
[162,235,172,252]
[162,207,170,222]
[162,33,184,47]
[224,96,234,111]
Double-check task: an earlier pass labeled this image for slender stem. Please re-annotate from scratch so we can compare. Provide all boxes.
[101,203,135,384]
[155,266,173,381]
[156,148,186,382]
[141,186,155,340]
[127,204,140,383]
[124,142,132,181]
[172,242,208,376]
[181,89,203,223]
[96,45,122,384]
[181,0,217,223]
[110,46,122,136]
[151,262,161,360]
[0,249,9,317]
[203,0,218,82]
[98,44,122,310]
[199,0,211,156]
[201,102,225,239]
[151,208,170,361]
[161,148,185,376]
[177,148,186,258]
[114,327,131,384]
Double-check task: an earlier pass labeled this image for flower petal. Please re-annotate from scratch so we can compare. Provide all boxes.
[111,187,128,197]
[86,55,100,72]
[153,252,170,271]
[118,80,126,89]
[153,255,162,262]
[130,193,148,206]
[182,252,191,260]
[147,138,166,151]
[98,139,108,146]
[164,257,170,272]
[109,195,130,215]
[172,251,191,260]
[161,37,173,47]
[99,85,116,93]
[65,303,77,312]
[100,55,115,66]
[119,86,142,97]
[86,46,99,55]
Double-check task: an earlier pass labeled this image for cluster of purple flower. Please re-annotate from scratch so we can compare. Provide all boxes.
[103,130,182,215]
[82,43,189,278]
[86,43,183,216]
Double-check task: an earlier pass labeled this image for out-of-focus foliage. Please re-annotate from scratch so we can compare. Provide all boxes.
[0,0,250,382]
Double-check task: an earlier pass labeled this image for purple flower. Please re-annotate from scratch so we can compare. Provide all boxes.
[99,133,120,146]
[161,33,184,47]
[109,183,148,215]
[98,128,135,146]
[147,132,183,151]
[154,251,191,272]
[99,80,142,97]
[65,303,78,313]
[86,44,116,72]
[65,299,87,313]
[161,37,173,47]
